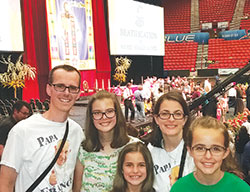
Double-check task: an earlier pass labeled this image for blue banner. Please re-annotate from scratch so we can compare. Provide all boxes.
[218,30,247,40]
[165,32,209,44]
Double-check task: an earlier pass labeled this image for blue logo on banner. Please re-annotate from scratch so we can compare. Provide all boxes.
[165,33,209,44]
[218,30,247,40]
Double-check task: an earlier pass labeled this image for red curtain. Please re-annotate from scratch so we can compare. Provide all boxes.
[21,0,50,101]
[21,0,40,101]
[21,0,111,101]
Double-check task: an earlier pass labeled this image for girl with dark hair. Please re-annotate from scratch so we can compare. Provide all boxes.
[148,90,195,192]
[234,125,250,170]
[73,90,138,192]
[111,142,155,192]
[170,116,250,192]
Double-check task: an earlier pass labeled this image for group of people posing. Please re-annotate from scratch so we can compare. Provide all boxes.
[0,65,249,192]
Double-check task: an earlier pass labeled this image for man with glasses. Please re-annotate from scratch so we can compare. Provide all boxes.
[0,65,84,192]
[0,100,31,159]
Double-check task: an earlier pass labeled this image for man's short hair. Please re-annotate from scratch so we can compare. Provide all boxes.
[48,65,81,86]
[12,100,32,115]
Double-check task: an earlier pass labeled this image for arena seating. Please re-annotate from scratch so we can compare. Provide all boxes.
[162,0,191,34]
[161,0,250,72]
[240,0,250,30]
[207,38,250,69]
[240,19,250,30]
[243,0,250,15]
[30,98,49,114]
[199,0,236,23]
[0,100,9,116]
[164,42,198,71]
[0,98,50,118]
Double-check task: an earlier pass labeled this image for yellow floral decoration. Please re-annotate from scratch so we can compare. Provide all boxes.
[113,56,131,84]
[0,54,36,98]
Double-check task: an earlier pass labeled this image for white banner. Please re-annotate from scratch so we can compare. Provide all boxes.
[108,0,165,56]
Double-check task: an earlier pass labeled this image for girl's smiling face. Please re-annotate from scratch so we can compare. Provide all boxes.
[92,98,116,134]
[154,99,187,138]
[188,128,229,178]
[122,152,147,189]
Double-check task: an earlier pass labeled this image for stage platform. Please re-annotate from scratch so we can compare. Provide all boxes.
[70,97,153,141]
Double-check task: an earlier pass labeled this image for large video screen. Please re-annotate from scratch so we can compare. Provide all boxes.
[0,0,24,52]
[108,0,165,56]
[46,0,96,70]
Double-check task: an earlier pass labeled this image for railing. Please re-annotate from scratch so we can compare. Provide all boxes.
[189,62,250,111]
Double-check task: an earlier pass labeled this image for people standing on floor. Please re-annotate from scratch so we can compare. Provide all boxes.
[170,116,250,192]
[134,85,146,122]
[183,80,191,101]
[189,79,195,93]
[110,142,155,192]
[219,93,229,122]
[114,84,122,104]
[235,86,245,115]
[228,83,237,108]
[0,64,84,192]
[148,90,195,192]
[145,98,153,116]
[246,83,250,111]
[216,74,221,86]
[143,78,152,101]
[154,87,164,102]
[73,90,139,192]
[123,83,135,123]
[0,100,32,159]
[217,100,223,121]
[191,86,202,117]
[204,78,211,93]
[221,93,229,113]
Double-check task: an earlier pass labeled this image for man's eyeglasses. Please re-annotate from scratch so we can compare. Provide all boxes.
[92,109,116,120]
[19,111,30,116]
[191,145,226,156]
[50,83,80,94]
[157,111,185,120]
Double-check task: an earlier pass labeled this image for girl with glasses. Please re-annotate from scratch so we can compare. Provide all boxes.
[148,90,195,192]
[73,90,139,192]
[170,116,250,192]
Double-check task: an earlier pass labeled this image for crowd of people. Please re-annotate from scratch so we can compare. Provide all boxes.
[113,76,250,123]
[0,65,250,191]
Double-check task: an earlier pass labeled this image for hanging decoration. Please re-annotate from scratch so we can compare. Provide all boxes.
[113,56,132,84]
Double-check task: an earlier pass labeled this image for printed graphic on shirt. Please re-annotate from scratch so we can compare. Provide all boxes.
[40,139,73,191]
[154,162,171,175]
[37,134,59,147]
[169,165,180,186]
